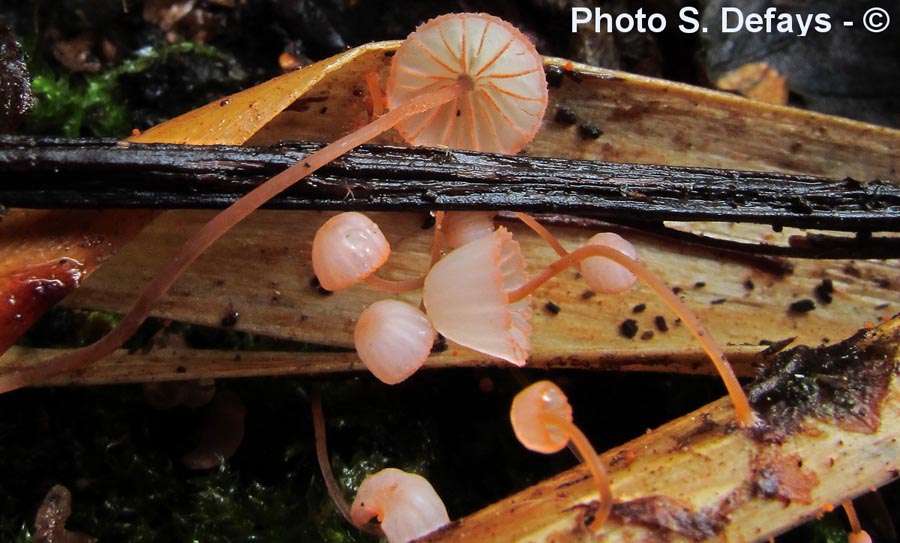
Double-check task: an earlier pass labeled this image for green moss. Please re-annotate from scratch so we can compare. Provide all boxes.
[809,514,850,543]
[27,41,231,137]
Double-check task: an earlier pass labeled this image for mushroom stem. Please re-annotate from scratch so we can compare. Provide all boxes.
[429,211,447,267]
[0,80,471,394]
[514,212,567,257]
[365,71,384,119]
[842,500,871,543]
[311,388,354,527]
[540,413,613,531]
[508,244,755,428]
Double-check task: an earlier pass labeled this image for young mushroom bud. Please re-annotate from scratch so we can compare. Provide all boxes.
[511,380,613,531]
[351,468,450,543]
[354,299,435,384]
[579,233,638,294]
[312,212,391,292]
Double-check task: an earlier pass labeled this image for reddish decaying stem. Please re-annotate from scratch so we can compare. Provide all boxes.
[0,81,471,394]
[508,244,755,428]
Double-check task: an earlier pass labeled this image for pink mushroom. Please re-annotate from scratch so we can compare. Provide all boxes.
[387,13,548,154]
[579,233,638,294]
[0,12,548,392]
[511,380,613,531]
[311,212,392,292]
[354,299,434,384]
[351,468,450,543]
[422,226,531,366]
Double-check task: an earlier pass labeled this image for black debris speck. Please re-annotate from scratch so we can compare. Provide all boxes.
[640,331,654,341]
[578,123,603,139]
[555,106,578,125]
[620,319,638,339]
[544,301,561,315]
[743,279,755,291]
[632,303,646,314]
[580,290,596,300]
[814,278,834,304]
[694,281,706,289]
[654,315,668,332]
[789,299,816,313]
[710,298,727,305]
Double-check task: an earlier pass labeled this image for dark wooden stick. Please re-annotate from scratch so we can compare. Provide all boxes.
[1,136,898,233]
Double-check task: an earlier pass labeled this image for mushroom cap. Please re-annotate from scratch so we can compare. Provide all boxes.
[441,211,497,249]
[423,227,531,366]
[510,380,573,454]
[354,299,435,384]
[579,233,638,294]
[387,12,548,154]
[351,468,450,543]
[311,212,391,292]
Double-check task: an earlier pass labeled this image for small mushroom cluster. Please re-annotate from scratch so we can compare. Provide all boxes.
[307,9,753,427]
[305,12,763,539]
[1,10,763,542]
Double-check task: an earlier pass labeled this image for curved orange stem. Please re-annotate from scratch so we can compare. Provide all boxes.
[514,212,566,257]
[842,500,871,543]
[509,244,755,428]
[312,387,382,535]
[0,81,470,394]
[541,413,613,532]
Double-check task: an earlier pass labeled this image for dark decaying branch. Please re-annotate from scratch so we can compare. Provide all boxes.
[1,136,898,228]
